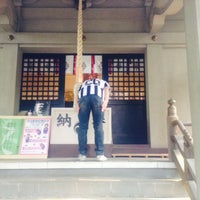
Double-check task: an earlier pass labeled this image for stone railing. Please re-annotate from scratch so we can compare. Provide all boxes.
[167,99,197,200]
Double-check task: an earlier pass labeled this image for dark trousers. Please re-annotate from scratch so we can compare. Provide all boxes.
[78,95,104,156]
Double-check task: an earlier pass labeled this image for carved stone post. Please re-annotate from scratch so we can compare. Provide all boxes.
[184,135,194,180]
[184,144,194,181]
[167,99,178,160]
[183,129,194,159]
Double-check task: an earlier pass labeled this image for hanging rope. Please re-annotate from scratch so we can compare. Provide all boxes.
[76,0,83,83]
[74,0,83,109]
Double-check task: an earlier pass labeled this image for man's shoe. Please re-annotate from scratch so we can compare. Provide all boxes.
[97,155,107,161]
[78,154,86,161]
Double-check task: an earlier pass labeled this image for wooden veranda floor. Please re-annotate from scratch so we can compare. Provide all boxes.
[48,144,168,158]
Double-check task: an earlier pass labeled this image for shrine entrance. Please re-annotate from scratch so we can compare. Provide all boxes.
[20,53,148,145]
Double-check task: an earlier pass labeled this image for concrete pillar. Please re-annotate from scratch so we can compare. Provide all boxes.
[184,0,200,198]
[0,44,21,115]
[146,44,167,148]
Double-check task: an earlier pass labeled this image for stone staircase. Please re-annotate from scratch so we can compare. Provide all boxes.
[0,158,190,200]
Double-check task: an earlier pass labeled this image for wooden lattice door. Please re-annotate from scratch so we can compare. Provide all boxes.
[103,54,148,144]
[20,54,65,112]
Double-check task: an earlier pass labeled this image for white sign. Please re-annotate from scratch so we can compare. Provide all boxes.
[50,108,112,144]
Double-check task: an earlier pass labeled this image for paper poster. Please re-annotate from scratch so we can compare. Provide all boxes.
[0,118,24,155]
[20,117,51,156]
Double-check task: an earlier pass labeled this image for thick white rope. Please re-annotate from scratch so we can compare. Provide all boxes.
[76,0,83,83]
[74,0,83,109]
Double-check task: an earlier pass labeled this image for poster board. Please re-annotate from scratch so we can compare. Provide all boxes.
[0,117,24,156]
[0,116,51,159]
[20,117,51,157]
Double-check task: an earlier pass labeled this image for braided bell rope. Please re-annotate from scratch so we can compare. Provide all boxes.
[76,0,83,83]
[73,0,83,109]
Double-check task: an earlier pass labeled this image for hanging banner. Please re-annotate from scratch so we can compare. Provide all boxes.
[65,55,102,74]
[20,117,51,157]
[93,55,102,73]
[91,55,95,74]
[0,118,24,155]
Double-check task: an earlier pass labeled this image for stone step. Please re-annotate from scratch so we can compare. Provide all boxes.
[0,158,174,170]
[0,159,190,199]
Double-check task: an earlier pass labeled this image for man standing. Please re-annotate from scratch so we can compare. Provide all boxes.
[76,74,110,161]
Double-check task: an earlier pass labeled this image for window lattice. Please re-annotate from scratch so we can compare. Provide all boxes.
[21,57,60,101]
[107,56,145,100]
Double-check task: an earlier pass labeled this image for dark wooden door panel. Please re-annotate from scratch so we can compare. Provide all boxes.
[110,101,147,144]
